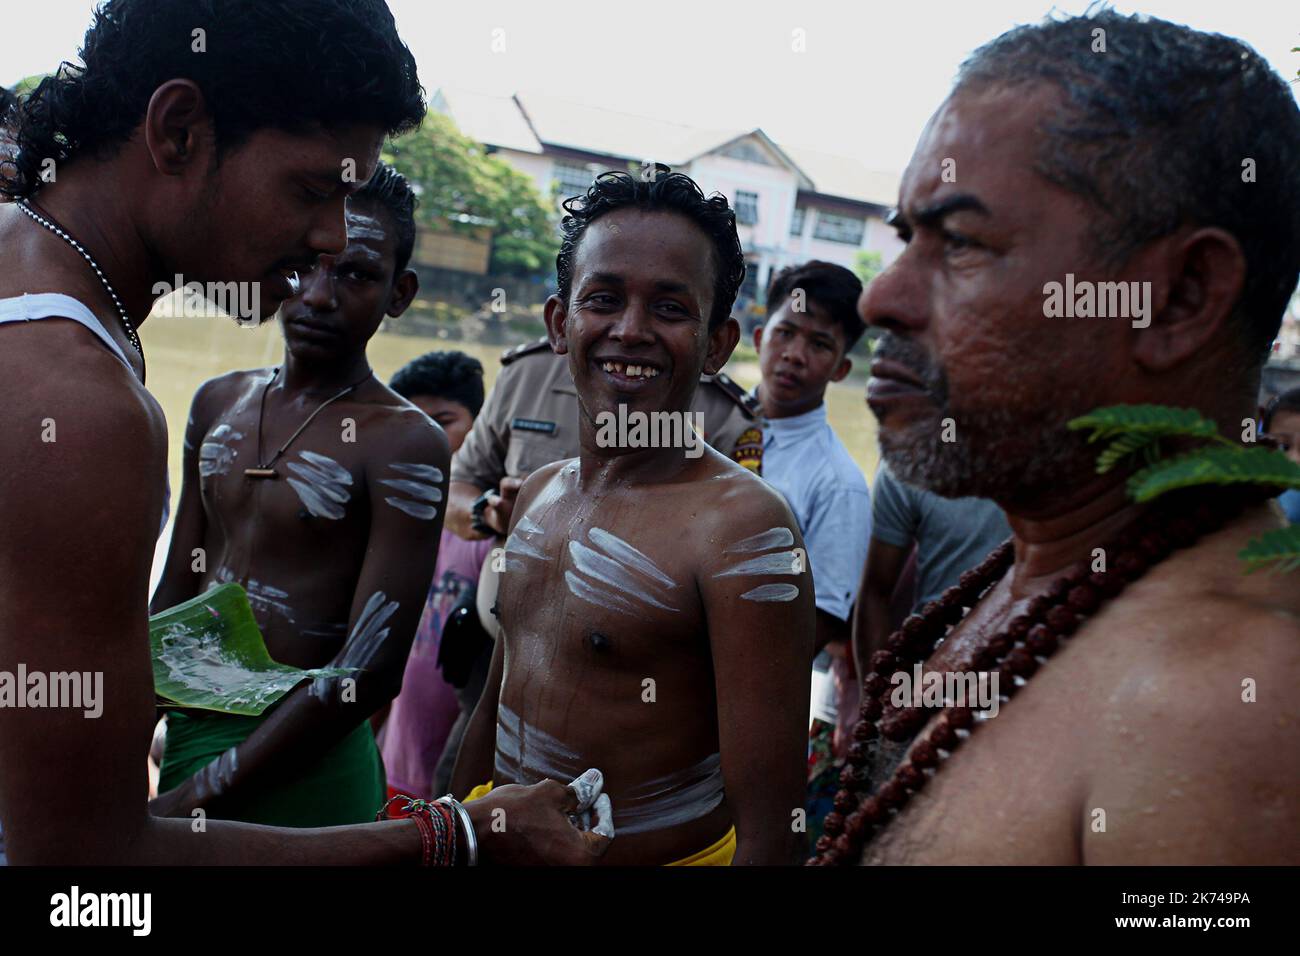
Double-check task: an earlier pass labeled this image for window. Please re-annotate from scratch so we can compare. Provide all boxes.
[553,161,594,200]
[812,210,866,245]
[789,207,806,236]
[735,191,759,226]
[740,260,761,301]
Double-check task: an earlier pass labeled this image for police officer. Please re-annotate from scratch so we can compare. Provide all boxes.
[445,337,762,541]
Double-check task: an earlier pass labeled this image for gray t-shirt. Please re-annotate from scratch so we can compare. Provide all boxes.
[871,461,1011,607]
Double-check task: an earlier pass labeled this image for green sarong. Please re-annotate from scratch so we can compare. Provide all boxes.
[159,710,386,827]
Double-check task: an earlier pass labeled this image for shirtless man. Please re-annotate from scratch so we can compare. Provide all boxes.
[841,11,1300,864]
[0,0,605,865]
[452,171,816,866]
[148,164,447,826]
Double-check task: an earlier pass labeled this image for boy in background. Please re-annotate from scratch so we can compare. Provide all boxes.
[748,260,872,843]
[377,351,495,799]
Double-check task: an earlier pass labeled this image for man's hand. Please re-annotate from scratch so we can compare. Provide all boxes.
[465,769,614,865]
[481,475,526,536]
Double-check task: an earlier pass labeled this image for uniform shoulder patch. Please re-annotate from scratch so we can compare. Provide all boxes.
[500,337,554,366]
[731,426,764,475]
[704,371,762,420]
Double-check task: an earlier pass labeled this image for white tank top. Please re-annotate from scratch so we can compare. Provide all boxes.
[0,292,171,534]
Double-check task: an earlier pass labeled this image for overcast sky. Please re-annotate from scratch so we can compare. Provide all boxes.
[3,0,1296,173]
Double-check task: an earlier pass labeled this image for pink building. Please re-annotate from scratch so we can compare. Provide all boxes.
[432,88,903,313]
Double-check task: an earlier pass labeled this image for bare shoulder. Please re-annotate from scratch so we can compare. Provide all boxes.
[0,346,166,576]
[1,336,165,465]
[355,382,451,465]
[1081,511,1299,862]
[190,367,269,426]
[1100,506,1299,725]
[513,457,573,512]
[691,446,800,541]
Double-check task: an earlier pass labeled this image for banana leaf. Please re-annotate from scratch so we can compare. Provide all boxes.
[149,583,349,716]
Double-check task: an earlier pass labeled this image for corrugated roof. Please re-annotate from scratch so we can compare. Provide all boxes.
[431,88,543,155]
[515,92,743,167]
[433,88,900,208]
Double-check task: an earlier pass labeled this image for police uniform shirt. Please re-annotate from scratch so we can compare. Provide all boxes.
[758,400,871,622]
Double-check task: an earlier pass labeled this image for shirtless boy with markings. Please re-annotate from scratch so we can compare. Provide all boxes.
[453,172,816,865]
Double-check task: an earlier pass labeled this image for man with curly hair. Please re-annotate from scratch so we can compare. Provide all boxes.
[0,0,608,865]
[451,171,816,865]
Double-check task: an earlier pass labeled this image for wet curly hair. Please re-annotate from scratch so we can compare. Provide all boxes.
[555,167,747,331]
[2,0,425,200]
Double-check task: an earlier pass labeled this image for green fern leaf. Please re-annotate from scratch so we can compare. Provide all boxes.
[1128,446,1300,503]
[1068,404,1222,444]
[1097,432,1160,473]
[1239,525,1300,574]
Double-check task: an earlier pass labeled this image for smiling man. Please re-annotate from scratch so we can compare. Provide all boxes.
[451,171,815,865]
[0,0,608,865]
[148,163,450,827]
[815,11,1300,865]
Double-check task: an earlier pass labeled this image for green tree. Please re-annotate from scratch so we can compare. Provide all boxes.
[382,112,558,277]
[853,249,883,286]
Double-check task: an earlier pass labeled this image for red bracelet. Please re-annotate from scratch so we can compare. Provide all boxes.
[377,794,456,866]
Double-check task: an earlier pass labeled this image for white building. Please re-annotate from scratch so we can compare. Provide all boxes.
[431,88,903,313]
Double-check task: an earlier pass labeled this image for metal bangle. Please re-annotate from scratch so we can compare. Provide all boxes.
[442,795,479,867]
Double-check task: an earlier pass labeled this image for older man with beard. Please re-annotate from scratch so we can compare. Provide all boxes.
[814,10,1300,865]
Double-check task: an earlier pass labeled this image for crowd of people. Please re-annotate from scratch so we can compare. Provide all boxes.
[0,0,1297,866]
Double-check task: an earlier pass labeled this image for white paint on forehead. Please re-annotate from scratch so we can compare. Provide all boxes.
[740,583,800,603]
[714,552,801,578]
[726,527,794,554]
[345,210,387,242]
[286,450,352,520]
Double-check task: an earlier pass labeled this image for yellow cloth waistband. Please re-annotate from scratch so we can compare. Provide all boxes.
[463,780,735,866]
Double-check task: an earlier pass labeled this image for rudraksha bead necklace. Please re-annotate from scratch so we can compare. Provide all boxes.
[808,486,1267,866]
